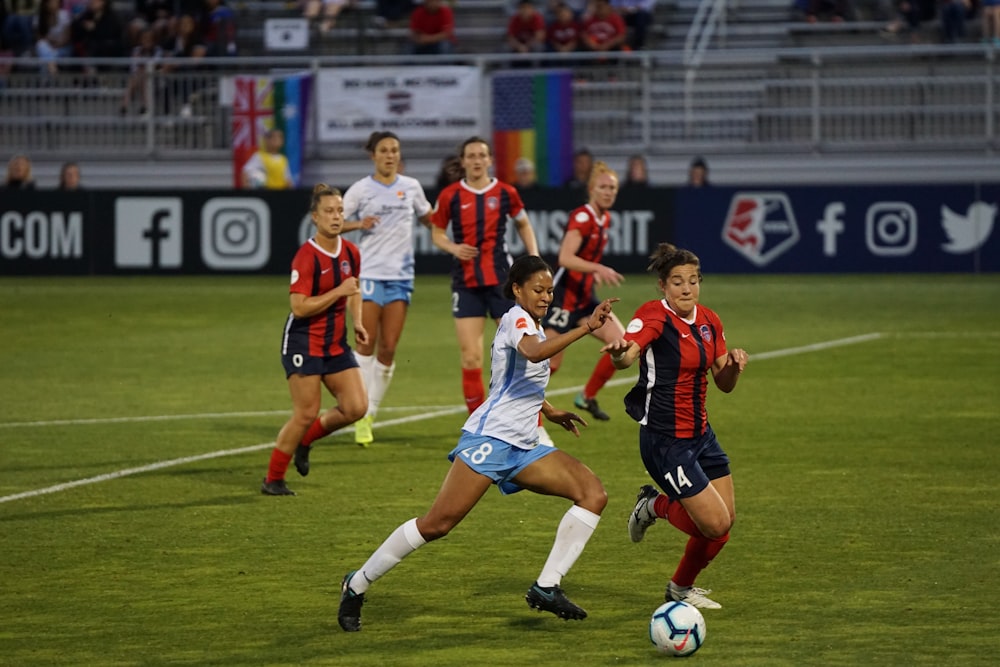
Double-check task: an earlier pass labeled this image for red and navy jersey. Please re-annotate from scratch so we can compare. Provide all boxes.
[281,237,361,359]
[622,300,728,438]
[552,203,610,311]
[431,178,525,289]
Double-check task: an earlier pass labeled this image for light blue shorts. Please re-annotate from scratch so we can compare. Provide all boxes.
[361,278,414,306]
[448,431,556,495]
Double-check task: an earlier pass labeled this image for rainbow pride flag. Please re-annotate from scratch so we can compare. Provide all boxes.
[491,71,573,187]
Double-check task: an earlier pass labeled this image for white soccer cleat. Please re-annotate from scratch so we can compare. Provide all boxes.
[667,583,722,610]
[628,484,660,543]
[537,425,555,447]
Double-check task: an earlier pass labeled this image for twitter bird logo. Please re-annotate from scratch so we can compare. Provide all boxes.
[940,201,996,253]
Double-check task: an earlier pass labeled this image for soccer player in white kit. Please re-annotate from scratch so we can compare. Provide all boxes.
[337,255,631,631]
[341,131,432,446]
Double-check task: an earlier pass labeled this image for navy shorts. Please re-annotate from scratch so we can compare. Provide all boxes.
[543,287,599,334]
[638,423,731,500]
[281,349,359,378]
[451,285,513,320]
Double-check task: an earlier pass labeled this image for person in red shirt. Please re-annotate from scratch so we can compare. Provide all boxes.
[507,0,545,54]
[580,0,627,55]
[430,136,540,416]
[546,1,580,54]
[408,0,455,55]
[260,184,370,496]
[610,243,749,610]
[544,161,626,422]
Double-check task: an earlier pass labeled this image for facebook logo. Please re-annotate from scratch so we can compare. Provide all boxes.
[115,198,183,268]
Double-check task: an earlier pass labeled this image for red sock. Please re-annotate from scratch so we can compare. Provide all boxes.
[657,495,701,538]
[672,532,730,587]
[301,417,331,447]
[462,368,484,414]
[582,354,616,400]
[265,448,292,483]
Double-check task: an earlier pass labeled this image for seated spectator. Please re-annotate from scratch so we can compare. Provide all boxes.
[121,26,162,115]
[2,154,36,189]
[159,13,206,116]
[126,0,173,50]
[202,0,237,56]
[546,1,580,53]
[408,0,455,55]
[622,154,649,188]
[35,0,72,74]
[373,0,413,27]
[71,0,125,65]
[939,0,970,42]
[3,0,39,56]
[580,0,626,56]
[507,0,546,55]
[58,161,82,189]
[611,0,654,50]
[686,155,709,187]
[805,0,852,21]
[303,0,351,34]
[564,147,593,188]
[514,157,538,191]
[879,0,933,37]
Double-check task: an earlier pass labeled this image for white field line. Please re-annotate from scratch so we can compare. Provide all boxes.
[0,332,883,505]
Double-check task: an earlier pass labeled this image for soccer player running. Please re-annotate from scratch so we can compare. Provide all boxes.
[311,131,433,448]
[612,243,749,609]
[260,184,369,496]
[337,255,629,631]
[430,136,541,416]
[543,160,626,422]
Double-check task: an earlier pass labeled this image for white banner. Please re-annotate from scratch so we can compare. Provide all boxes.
[316,67,481,142]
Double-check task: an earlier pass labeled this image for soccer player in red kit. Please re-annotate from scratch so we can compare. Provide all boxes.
[605,243,749,609]
[261,184,370,496]
[430,136,540,416]
[544,160,626,421]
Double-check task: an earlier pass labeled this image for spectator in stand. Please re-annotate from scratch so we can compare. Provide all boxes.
[611,0,654,50]
[159,13,207,116]
[58,161,82,189]
[623,154,649,189]
[580,0,627,56]
[71,0,124,69]
[202,0,237,56]
[939,0,970,42]
[983,0,1000,45]
[514,157,538,192]
[434,153,463,191]
[2,154,35,190]
[546,1,580,54]
[303,0,351,34]
[242,128,295,190]
[507,0,546,57]
[120,25,162,115]
[805,0,852,21]
[687,155,710,187]
[126,0,173,49]
[564,147,593,188]
[35,0,72,74]
[3,0,40,56]
[372,0,413,28]
[408,0,455,55]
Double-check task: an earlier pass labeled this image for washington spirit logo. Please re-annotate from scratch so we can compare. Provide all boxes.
[721,192,800,266]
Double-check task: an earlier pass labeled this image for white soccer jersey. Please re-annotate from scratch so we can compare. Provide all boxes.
[463,305,550,449]
[342,174,431,281]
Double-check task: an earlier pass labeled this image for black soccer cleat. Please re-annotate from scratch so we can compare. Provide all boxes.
[260,478,296,496]
[525,582,588,620]
[574,393,610,421]
[338,571,366,632]
[294,444,311,477]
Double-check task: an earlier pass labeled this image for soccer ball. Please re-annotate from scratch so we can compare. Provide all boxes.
[649,600,706,657]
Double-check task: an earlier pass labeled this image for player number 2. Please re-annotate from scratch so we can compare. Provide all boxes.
[663,466,692,495]
[461,442,493,465]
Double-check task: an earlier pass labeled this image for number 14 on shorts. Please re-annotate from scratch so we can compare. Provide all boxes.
[664,466,693,495]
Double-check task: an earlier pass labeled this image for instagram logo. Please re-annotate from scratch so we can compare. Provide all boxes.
[201,198,270,269]
[865,202,917,257]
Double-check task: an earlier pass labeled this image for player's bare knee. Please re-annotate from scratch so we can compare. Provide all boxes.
[579,480,608,514]
[416,516,457,541]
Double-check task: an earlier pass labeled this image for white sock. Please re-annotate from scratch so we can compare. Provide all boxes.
[354,352,375,410]
[536,505,601,588]
[369,360,395,417]
[350,518,426,594]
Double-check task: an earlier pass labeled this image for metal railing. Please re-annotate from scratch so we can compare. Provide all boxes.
[0,46,997,160]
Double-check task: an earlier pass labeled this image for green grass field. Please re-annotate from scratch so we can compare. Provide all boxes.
[1,273,999,666]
